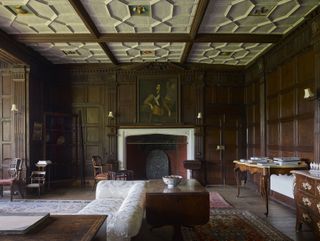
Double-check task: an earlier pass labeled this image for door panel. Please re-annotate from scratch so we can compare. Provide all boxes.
[205,113,244,185]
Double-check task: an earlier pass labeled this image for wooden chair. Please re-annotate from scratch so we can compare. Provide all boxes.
[92,155,113,190]
[92,156,134,190]
[0,158,24,201]
[26,171,46,197]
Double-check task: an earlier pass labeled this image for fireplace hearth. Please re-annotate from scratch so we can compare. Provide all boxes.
[117,128,195,179]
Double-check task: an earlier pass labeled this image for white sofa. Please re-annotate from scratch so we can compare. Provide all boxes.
[270,174,294,198]
[78,180,146,241]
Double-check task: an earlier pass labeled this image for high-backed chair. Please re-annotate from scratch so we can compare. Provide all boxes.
[92,156,134,190]
[0,158,24,201]
[92,155,113,190]
[26,171,46,197]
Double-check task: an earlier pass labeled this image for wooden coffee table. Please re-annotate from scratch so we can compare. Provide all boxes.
[0,215,107,241]
[146,179,209,241]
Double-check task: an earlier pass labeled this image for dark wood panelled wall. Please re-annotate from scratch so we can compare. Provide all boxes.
[50,65,245,184]
[246,12,320,162]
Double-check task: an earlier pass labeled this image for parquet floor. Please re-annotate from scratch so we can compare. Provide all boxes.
[15,183,318,241]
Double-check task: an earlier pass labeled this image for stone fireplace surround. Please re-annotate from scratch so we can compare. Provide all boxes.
[117,128,195,171]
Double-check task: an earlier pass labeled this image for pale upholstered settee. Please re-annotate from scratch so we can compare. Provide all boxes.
[270,174,294,198]
[78,180,146,241]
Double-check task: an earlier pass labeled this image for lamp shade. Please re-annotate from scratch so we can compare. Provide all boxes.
[304,88,314,99]
[108,111,114,118]
[197,112,202,119]
[11,104,18,112]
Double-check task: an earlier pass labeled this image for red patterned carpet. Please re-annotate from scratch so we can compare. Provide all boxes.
[209,192,232,209]
[182,209,293,241]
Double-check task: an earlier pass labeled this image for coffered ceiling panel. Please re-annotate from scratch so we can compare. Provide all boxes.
[189,42,271,65]
[0,0,319,66]
[199,0,320,34]
[0,0,88,34]
[81,0,199,33]
[108,42,185,62]
[25,42,111,64]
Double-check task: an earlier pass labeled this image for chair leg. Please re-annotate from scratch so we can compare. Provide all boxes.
[10,184,13,201]
[0,186,3,198]
[92,180,97,191]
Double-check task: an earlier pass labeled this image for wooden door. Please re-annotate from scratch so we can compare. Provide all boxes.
[205,112,245,185]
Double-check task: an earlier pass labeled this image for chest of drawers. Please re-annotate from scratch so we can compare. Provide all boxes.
[291,170,320,238]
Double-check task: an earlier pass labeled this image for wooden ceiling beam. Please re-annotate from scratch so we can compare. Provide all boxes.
[67,0,100,38]
[13,33,191,43]
[67,0,118,64]
[195,33,282,43]
[181,0,209,63]
[13,33,282,44]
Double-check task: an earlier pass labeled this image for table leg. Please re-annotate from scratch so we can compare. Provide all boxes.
[261,175,269,216]
[172,225,183,241]
[234,167,241,197]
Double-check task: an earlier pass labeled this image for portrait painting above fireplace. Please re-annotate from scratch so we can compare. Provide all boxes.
[138,76,179,123]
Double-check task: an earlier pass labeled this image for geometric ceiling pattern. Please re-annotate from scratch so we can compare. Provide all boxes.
[0,0,319,66]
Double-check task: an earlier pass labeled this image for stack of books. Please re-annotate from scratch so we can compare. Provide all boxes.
[273,157,300,166]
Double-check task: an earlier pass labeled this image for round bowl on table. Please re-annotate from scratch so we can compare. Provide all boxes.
[162,175,183,188]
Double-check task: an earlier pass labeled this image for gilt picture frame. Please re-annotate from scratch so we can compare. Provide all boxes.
[138,76,180,124]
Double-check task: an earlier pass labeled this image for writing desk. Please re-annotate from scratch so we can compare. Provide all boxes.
[233,160,308,216]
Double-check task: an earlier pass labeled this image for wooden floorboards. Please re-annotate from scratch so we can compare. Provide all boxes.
[7,183,318,241]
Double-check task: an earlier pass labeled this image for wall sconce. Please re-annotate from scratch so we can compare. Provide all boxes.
[197,112,202,119]
[11,104,18,112]
[304,88,318,100]
[108,111,114,119]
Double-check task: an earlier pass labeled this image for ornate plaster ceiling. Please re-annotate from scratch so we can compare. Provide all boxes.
[0,0,319,66]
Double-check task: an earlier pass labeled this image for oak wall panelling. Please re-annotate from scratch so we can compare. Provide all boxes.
[50,65,246,184]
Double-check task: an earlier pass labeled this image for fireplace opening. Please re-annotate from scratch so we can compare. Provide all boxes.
[126,134,187,179]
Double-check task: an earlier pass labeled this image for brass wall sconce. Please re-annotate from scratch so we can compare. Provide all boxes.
[108,111,114,119]
[11,104,18,112]
[304,88,318,100]
[197,112,202,119]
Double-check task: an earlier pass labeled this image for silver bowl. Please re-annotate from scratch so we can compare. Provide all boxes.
[162,175,183,188]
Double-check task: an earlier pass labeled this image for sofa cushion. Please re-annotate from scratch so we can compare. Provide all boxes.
[96,180,145,199]
[77,198,123,218]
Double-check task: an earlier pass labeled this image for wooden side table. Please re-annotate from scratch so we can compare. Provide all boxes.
[146,179,209,241]
[234,160,308,216]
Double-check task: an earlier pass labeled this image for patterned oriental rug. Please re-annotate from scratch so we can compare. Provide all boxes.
[209,192,233,208]
[182,209,293,241]
[0,199,90,215]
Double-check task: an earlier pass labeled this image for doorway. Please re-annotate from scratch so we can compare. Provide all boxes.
[205,106,245,185]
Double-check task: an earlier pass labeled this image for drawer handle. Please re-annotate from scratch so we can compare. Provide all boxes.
[302,197,312,206]
[302,213,311,223]
[317,203,320,214]
[302,182,312,190]
[317,185,320,195]
[318,222,320,232]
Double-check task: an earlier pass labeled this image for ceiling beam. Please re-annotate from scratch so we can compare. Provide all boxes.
[13,33,191,43]
[0,29,51,66]
[13,33,282,44]
[195,33,282,43]
[67,0,118,65]
[181,0,209,63]
[67,0,100,38]
[99,43,118,65]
